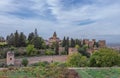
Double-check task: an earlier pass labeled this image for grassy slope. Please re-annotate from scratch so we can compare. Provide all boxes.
[1,67,120,78]
[76,67,120,78]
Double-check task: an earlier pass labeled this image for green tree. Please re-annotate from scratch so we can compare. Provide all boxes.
[7,31,27,47]
[66,53,87,67]
[14,30,19,47]
[89,48,120,67]
[6,33,14,46]
[70,38,75,47]
[28,29,39,44]
[51,42,56,49]
[19,32,26,47]
[65,37,69,54]
[26,44,37,56]
[75,45,80,49]
[61,36,69,54]
[78,45,90,58]
[62,36,66,47]
[77,39,82,47]
[32,37,44,49]
[45,49,55,55]
[55,42,59,55]
[28,29,45,49]
[28,32,35,44]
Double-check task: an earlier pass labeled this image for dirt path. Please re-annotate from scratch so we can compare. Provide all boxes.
[15,55,67,65]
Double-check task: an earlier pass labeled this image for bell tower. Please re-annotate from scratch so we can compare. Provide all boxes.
[53,32,57,38]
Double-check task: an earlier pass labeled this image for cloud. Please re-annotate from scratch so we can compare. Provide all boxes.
[0,0,120,43]
[0,0,18,13]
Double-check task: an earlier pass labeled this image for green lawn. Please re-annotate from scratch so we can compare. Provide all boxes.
[76,67,120,78]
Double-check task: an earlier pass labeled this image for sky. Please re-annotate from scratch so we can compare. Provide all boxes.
[0,0,120,43]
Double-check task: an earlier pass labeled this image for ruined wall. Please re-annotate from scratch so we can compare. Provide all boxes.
[68,48,78,55]
[6,51,15,65]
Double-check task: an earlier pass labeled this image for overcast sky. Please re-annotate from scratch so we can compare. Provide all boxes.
[0,0,120,43]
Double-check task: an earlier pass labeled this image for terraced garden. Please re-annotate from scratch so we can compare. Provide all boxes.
[0,62,79,78]
[0,67,120,78]
[76,67,120,78]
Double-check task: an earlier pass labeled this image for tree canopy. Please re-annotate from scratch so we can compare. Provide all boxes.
[66,53,87,67]
[89,48,120,67]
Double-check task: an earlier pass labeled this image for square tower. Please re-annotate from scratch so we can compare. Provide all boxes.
[6,51,15,65]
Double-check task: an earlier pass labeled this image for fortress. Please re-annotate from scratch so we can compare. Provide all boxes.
[68,39,106,55]
[45,32,106,55]
[5,32,106,66]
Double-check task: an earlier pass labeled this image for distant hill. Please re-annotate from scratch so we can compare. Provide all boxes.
[107,43,120,47]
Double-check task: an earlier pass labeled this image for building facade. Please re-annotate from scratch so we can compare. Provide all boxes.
[47,32,61,46]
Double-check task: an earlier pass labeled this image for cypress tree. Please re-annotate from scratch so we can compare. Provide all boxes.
[55,41,59,55]
[19,32,26,47]
[65,37,69,54]
[14,30,19,47]
[62,36,66,47]
[6,33,14,46]
[28,32,35,44]
[70,38,75,47]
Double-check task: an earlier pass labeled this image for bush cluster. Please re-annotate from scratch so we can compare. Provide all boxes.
[66,48,120,67]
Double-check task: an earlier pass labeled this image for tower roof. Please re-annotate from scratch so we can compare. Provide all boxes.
[53,32,57,37]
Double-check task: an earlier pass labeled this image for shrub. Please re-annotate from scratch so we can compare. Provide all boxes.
[0,63,5,67]
[45,49,55,55]
[9,46,16,51]
[38,61,49,67]
[58,63,67,67]
[26,45,37,56]
[30,63,40,66]
[89,48,120,67]
[30,61,49,67]
[21,58,29,66]
[78,46,90,58]
[66,53,87,67]
[60,51,67,55]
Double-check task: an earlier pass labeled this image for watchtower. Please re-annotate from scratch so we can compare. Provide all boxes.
[6,51,15,65]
